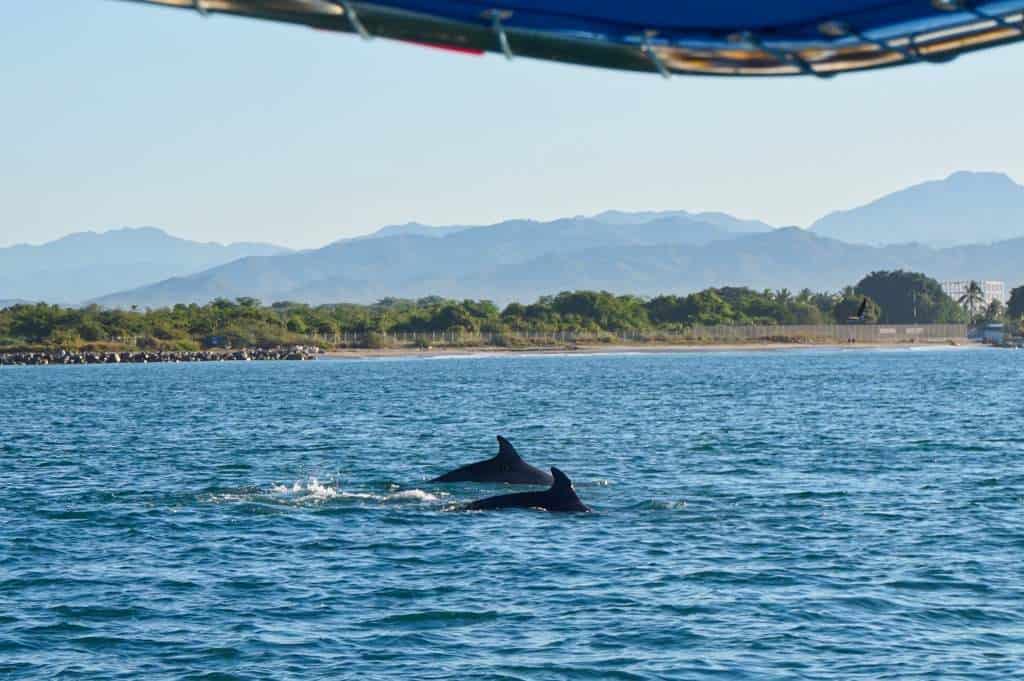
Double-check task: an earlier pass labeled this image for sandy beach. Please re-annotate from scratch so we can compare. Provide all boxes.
[321,340,974,360]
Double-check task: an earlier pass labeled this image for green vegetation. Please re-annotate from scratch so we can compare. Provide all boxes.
[854,271,965,324]
[1007,285,1024,320]
[0,270,989,351]
[834,287,881,323]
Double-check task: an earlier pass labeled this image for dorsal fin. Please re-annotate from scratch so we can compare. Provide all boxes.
[495,435,523,462]
[548,467,590,511]
[550,467,572,492]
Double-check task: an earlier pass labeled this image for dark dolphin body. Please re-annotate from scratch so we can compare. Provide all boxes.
[464,467,591,512]
[432,436,554,485]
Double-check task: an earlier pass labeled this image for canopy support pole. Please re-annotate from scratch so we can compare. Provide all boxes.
[643,31,671,79]
[341,1,371,40]
[486,10,514,60]
[731,31,827,78]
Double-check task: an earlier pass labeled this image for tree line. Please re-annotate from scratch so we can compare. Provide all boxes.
[1,270,1019,351]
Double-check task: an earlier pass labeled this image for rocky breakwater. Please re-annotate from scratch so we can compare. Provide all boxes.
[0,346,322,366]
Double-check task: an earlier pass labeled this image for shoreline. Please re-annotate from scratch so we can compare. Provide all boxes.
[321,340,978,360]
[1,340,987,366]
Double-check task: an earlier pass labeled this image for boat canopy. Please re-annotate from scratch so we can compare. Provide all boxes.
[118,1,1024,77]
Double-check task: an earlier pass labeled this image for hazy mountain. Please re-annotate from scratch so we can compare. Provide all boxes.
[0,227,290,303]
[23,174,1024,308]
[362,222,469,239]
[93,213,767,307]
[93,219,1024,308]
[353,209,773,241]
[810,171,1024,246]
[592,209,775,233]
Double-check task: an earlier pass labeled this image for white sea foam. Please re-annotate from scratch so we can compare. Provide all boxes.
[338,491,381,500]
[387,489,441,503]
[270,478,339,501]
[305,478,339,500]
[267,479,443,505]
[904,344,983,352]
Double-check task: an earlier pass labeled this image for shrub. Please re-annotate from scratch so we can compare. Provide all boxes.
[362,332,393,349]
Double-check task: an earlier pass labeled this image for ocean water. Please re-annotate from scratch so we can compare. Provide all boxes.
[2,347,1023,679]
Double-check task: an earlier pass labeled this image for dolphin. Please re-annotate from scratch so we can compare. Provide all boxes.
[432,436,554,485]
[464,467,591,512]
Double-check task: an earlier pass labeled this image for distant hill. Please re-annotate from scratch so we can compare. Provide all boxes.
[360,222,469,239]
[348,209,773,242]
[810,171,1024,246]
[0,227,290,303]
[18,174,1024,308]
[463,231,1024,302]
[592,209,776,233]
[405,229,1024,302]
[93,212,770,307]
[93,218,1024,308]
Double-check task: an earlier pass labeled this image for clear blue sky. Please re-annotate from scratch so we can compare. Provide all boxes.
[3,2,1024,249]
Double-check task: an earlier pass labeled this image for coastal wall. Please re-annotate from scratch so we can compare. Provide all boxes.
[0,346,321,366]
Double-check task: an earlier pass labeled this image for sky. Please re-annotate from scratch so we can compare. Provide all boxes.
[3,2,1024,249]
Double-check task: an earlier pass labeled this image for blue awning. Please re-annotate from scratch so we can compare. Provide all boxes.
[117,1,1024,76]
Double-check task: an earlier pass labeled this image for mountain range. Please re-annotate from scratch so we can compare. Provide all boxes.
[91,226,1024,307]
[3,170,1022,307]
[92,211,769,307]
[0,227,289,303]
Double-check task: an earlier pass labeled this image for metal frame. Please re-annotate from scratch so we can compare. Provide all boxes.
[485,9,514,60]
[339,1,371,39]
[115,1,1024,78]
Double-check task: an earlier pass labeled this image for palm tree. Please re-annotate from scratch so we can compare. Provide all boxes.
[958,280,985,319]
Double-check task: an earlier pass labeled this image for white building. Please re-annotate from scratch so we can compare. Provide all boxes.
[941,280,1006,308]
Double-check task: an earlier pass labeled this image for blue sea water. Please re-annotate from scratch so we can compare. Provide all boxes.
[2,347,1023,679]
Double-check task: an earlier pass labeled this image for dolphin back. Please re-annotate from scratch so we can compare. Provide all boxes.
[431,463,477,483]
[432,436,554,485]
[464,466,591,512]
[464,490,548,511]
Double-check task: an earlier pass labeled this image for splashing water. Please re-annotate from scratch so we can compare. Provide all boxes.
[266,478,443,505]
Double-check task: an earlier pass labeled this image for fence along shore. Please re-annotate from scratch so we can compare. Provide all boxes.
[325,324,969,345]
[0,325,970,366]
